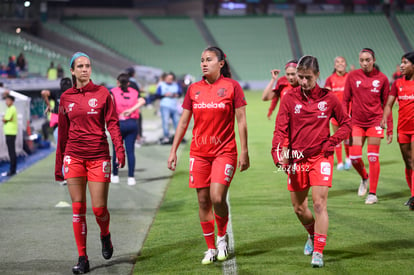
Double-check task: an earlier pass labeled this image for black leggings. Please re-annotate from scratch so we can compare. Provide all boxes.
[6,135,17,174]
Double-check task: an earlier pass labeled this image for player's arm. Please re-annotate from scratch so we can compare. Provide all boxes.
[41,89,51,113]
[262,69,280,101]
[121,97,146,117]
[236,106,250,172]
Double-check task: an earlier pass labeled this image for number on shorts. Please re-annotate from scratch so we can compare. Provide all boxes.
[189,157,195,172]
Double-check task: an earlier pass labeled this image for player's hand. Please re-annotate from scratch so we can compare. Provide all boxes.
[121,110,132,117]
[44,106,51,114]
[238,151,250,172]
[116,152,125,168]
[380,118,386,129]
[322,141,334,158]
[386,133,393,144]
[167,152,177,171]
[271,69,281,80]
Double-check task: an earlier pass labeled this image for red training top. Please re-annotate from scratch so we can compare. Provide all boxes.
[272,84,351,162]
[343,68,393,135]
[390,77,414,134]
[182,75,247,157]
[267,76,292,118]
[111,86,140,120]
[324,72,348,103]
[55,80,125,181]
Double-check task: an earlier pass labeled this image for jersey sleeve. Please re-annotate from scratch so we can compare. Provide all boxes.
[324,76,332,89]
[342,73,352,114]
[233,81,247,108]
[389,80,398,97]
[182,86,193,111]
[329,96,352,147]
[381,77,393,135]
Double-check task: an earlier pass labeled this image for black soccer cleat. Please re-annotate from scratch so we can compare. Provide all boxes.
[407,196,414,211]
[101,233,113,260]
[72,256,90,274]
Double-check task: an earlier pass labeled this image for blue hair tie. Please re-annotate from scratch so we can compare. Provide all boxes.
[70,52,90,68]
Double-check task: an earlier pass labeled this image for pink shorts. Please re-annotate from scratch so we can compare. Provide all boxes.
[352,125,384,138]
[64,155,111,182]
[398,133,414,144]
[287,154,333,192]
[189,154,237,188]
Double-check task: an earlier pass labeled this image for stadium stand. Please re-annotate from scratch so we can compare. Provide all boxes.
[42,21,117,56]
[295,14,404,81]
[63,16,206,77]
[0,30,115,86]
[396,13,414,52]
[203,16,292,81]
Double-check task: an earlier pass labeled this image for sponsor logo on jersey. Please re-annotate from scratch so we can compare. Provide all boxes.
[195,91,201,100]
[371,80,380,93]
[320,162,331,176]
[87,109,98,115]
[68,103,75,112]
[217,88,227,97]
[317,112,327,119]
[193,102,226,109]
[88,98,98,108]
[356,80,362,88]
[398,94,414,100]
[294,104,302,114]
[318,101,327,111]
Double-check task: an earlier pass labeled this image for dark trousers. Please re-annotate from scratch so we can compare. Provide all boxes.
[112,119,138,177]
[6,135,17,174]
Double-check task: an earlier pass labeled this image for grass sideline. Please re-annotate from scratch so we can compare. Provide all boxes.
[134,91,414,274]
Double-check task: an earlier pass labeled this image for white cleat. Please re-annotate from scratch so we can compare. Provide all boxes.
[216,234,229,261]
[311,252,324,268]
[201,249,217,265]
[365,194,378,205]
[358,178,368,197]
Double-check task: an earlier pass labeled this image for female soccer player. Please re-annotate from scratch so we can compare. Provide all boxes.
[324,56,351,170]
[343,48,393,204]
[167,46,249,265]
[55,52,125,274]
[262,60,298,120]
[381,52,414,209]
[272,55,351,268]
[111,73,146,186]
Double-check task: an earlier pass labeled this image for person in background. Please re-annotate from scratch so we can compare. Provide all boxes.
[272,55,351,268]
[47,62,58,80]
[262,59,299,120]
[168,46,249,265]
[381,52,414,209]
[343,48,393,205]
[157,72,182,144]
[324,56,351,170]
[57,64,64,78]
[111,73,146,186]
[2,94,18,176]
[126,67,144,146]
[55,52,125,274]
[41,77,72,143]
[7,56,17,79]
[16,53,26,72]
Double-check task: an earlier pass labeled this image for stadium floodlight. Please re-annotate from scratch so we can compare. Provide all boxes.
[16,27,21,34]
[24,1,31,8]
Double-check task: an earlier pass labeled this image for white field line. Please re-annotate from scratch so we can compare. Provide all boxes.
[223,192,237,275]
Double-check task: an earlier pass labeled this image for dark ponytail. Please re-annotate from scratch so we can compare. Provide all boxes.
[117,73,129,94]
[204,46,232,78]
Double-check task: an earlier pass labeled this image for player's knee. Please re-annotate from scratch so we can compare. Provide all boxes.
[312,201,327,215]
[211,195,226,208]
[293,204,307,217]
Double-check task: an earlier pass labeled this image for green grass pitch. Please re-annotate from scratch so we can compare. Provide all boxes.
[134,91,414,275]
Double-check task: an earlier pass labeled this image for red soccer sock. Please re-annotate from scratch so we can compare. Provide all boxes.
[214,213,228,237]
[301,220,315,236]
[349,145,368,179]
[200,220,216,249]
[367,144,380,194]
[405,168,412,193]
[344,142,350,158]
[314,233,327,254]
[92,206,110,237]
[335,143,343,165]
[72,202,87,258]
